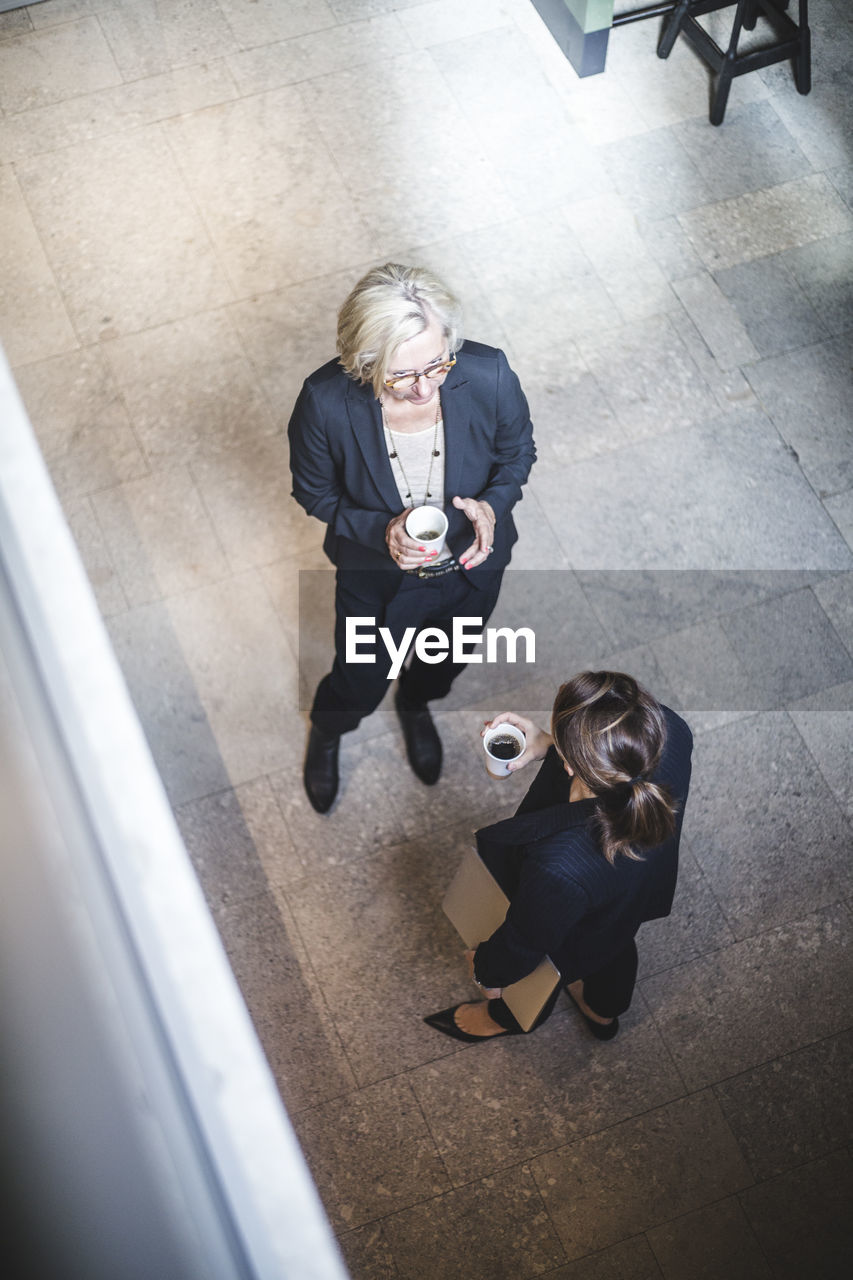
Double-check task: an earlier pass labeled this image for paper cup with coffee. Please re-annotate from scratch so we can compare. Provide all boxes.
[483,722,526,778]
[405,505,448,554]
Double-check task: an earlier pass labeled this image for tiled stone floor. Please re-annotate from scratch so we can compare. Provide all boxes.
[2,1,852,1275]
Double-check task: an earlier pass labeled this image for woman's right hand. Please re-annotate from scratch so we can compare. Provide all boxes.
[385,510,440,570]
[482,712,552,773]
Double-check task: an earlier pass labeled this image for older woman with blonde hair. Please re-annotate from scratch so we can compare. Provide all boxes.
[425,671,693,1042]
[289,263,535,813]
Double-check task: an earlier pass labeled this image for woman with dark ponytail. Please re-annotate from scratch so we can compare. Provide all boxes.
[425,672,693,1042]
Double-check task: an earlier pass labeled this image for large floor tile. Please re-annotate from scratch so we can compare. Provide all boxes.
[0,17,121,113]
[97,0,237,79]
[283,824,485,1085]
[532,409,852,570]
[409,1004,685,1185]
[769,70,853,170]
[640,905,853,1090]
[779,232,853,339]
[0,7,31,40]
[718,586,853,706]
[678,174,853,272]
[825,489,853,554]
[575,569,818,650]
[106,600,234,806]
[14,348,148,499]
[532,1092,753,1262]
[0,164,78,366]
[0,63,240,164]
[61,493,129,619]
[91,467,231,606]
[164,573,301,787]
[225,12,408,95]
[175,776,303,909]
[714,1030,853,1181]
[637,847,736,979]
[744,336,853,499]
[432,26,611,214]
[815,572,853,655]
[217,0,337,48]
[533,1235,663,1280]
[381,1165,566,1280]
[713,254,829,358]
[679,710,853,936]
[216,887,355,1114]
[189,437,324,572]
[671,100,813,202]
[738,1149,853,1280]
[300,53,516,244]
[646,1197,772,1280]
[101,310,277,468]
[789,681,853,821]
[15,128,232,343]
[336,1222,396,1280]
[565,198,678,324]
[574,313,717,442]
[292,1077,450,1232]
[226,267,362,414]
[598,126,710,220]
[164,88,376,297]
[671,271,759,371]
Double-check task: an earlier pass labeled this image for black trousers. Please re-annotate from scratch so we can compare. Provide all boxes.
[311,566,504,736]
[487,939,640,1033]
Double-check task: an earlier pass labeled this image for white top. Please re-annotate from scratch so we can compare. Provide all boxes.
[385,418,452,563]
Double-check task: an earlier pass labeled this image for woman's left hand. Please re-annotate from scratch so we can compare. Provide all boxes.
[464,948,502,999]
[453,496,496,569]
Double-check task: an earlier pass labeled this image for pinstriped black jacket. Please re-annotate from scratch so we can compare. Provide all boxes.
[473,706,694,988]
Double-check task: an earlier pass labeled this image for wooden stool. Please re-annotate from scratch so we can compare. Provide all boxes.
[657,0,811,125]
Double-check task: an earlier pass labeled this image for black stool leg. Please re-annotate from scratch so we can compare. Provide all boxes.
[742,0,760,30]
[710,0,750,125]
[658,0,691,59]
[796,0,811,94]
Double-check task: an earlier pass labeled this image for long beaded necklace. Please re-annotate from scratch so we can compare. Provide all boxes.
[380,393,442,506]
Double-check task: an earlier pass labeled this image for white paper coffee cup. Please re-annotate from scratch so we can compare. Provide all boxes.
[483,723,526,778]
[405,505,448,554]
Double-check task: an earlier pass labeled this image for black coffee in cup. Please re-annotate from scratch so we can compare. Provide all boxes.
[420,530,441,540]
[488,734,522,760]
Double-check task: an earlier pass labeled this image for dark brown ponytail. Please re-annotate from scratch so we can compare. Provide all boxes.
[551,671,677,864]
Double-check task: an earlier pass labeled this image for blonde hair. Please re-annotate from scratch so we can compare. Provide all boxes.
[552,671,677,865]
[336,263,463,397]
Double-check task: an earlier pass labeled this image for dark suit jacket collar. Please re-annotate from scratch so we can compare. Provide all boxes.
[476,797,596,851]
[344,360,472,511]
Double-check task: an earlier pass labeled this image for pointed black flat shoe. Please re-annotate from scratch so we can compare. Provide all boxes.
[423,1005,522,1043]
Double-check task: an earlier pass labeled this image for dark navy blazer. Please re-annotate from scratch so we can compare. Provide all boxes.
[287,341,535,583]
[473,706,694,987]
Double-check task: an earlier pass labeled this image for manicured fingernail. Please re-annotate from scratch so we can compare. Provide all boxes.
[418,546,425,552]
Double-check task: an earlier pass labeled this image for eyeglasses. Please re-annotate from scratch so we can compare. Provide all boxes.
[384,355,456,391]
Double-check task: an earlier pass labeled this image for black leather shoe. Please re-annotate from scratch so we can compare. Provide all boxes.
[395,686,442,784]
[303,725,340,814]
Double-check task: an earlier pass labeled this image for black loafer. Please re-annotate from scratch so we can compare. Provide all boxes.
[303,725,340,814]
[395,687,442,784]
